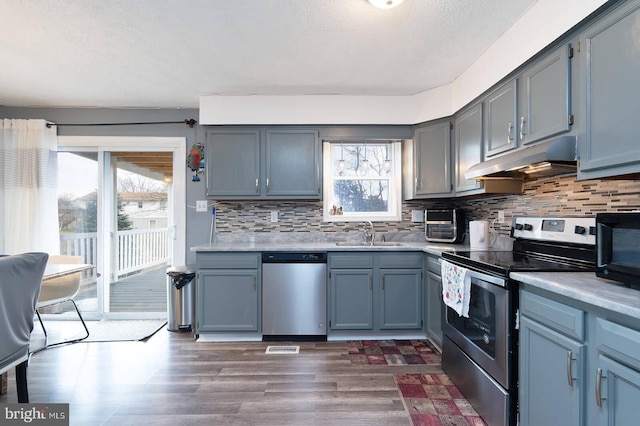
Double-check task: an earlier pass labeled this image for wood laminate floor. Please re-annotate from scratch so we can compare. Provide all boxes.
[2,328,443,425]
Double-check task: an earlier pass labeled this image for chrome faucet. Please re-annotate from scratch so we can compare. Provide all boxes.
[363,221,376,245]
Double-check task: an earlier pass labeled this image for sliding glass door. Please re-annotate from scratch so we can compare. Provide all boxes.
[56,137,186,319]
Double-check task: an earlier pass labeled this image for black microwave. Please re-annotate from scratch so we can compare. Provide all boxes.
[596,213,640,288]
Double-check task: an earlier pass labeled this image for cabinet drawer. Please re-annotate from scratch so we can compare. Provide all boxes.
[426,255,442,274]
[379,253,423,269]
[520,290,585,341]
[329,254,374,269]
[197,252,260,269]
[596,318,640,371]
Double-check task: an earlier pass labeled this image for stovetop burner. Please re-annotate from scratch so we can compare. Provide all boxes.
[442,250,595,277]
[443,216,597,278]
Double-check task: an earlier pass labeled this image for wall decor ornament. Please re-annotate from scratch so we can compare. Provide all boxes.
[187,143,205,182]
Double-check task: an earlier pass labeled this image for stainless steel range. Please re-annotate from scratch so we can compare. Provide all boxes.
[441,216,597,426]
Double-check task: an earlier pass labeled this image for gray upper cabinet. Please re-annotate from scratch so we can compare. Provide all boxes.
[414,120,453,197]
[265,129,321,197]
[578,0,640,179]
[454,104,483,194]
[519,43,572,145]
[206,127,321,199]
[484,79,518,157]
[206,129,261,197]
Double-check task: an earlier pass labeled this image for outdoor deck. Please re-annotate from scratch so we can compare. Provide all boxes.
[72,265,170,314]
[110,265,168,312]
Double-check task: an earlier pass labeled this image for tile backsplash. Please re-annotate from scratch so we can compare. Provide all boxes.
[462,175,640,235]
[211,175,640,237]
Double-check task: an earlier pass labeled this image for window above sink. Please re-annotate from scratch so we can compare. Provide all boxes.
[322,140,402,222]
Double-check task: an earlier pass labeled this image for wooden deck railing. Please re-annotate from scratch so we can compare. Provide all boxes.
[60,228,169,280]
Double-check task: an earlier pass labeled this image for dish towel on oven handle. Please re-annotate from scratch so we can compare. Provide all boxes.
[441,260,471,318]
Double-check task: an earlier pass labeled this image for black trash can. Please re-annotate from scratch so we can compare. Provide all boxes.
[166,265,195,332]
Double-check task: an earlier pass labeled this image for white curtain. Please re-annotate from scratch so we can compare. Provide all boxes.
[0,119,60,255]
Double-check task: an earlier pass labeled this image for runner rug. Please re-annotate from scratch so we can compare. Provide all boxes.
[395,373,487,426]
[81,319,167,342]
[347,339,441,365]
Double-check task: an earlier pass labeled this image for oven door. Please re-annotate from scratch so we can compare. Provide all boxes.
[442,269,513,390]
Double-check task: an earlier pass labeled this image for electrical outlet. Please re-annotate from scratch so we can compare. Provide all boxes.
[270,211,278,223]
[497,210,505,223]
[411,210,425,223]
[196,200,208,212]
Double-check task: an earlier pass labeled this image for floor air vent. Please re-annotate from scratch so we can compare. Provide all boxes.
[265,345,300,354]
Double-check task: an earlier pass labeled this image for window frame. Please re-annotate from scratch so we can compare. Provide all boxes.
[322,140,402,222]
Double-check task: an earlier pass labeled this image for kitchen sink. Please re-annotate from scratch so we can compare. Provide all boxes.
[334,242,404,247]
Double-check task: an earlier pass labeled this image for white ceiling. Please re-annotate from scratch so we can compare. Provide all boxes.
[0,0,537,109]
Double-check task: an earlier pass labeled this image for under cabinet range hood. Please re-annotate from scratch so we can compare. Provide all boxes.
[465,136,578,180]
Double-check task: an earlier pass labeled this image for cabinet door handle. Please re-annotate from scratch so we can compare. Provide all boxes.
[595,367,606,408]
[566,350,575,388]
[381,276,385,290]
[369,276,373,290]
[255,179,259,193]
[253,277,257,292]
[507,122,514,143]
[266,178,270,193]
[519,116,526,140]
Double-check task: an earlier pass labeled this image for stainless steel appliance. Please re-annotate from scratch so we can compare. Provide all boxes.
[425,209,465,243]
[441,216,596,426]
[596,212,640,288]
[261,252,327,339]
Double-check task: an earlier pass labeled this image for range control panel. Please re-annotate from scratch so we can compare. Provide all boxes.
[512,216,596,245]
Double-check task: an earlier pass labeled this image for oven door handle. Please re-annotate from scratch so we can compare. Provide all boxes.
[465,268,507,288]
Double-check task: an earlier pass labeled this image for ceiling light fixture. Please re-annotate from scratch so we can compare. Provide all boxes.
[368,0,405,9]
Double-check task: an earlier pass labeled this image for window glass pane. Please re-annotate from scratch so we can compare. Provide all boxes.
[334,180,389,213]
[332,143,391,178]
[324,140,401,222]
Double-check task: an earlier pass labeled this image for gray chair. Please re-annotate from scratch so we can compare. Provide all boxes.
[35,255,89,349]
[0,252,49,403]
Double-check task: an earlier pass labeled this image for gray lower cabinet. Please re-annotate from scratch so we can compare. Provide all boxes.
[578,0,640,179]
[424,255,443,348]
[592,317,640,425]
[195,253,260,334]
[328,252,423,334]
[379,268,422,329]
[519,287,640,426]
[518,293,586,426]
[413,120,453,198]
[206,127,321,199]
[329,268,374,330]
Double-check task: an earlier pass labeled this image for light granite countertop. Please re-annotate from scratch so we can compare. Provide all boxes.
[191,240,468,256]
[511,271,640,320]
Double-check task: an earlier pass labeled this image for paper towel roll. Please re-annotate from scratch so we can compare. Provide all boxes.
[469,220,489,250]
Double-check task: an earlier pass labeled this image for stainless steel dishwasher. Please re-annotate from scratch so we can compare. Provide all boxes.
[261,252,327,339]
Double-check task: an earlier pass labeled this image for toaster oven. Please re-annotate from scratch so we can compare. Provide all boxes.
[425,209,465,243]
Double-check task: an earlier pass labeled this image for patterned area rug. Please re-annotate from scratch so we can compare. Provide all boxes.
[347,339,441,365]
[395,373,487,426]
